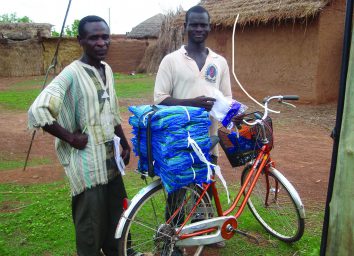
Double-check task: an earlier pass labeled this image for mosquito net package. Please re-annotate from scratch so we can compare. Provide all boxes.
[129,105,213,193]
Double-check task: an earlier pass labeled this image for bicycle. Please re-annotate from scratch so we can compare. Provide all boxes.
[115,95,305,256]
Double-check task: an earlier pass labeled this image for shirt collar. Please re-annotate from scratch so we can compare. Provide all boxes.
[180,45,218,59]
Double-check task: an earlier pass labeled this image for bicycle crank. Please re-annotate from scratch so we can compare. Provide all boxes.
[176,216,237,247]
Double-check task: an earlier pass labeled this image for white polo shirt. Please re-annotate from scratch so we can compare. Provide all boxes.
[154,45,232,155]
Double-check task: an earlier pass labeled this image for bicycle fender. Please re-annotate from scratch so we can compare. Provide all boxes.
[270,167,306,218]
[115,179,162,239]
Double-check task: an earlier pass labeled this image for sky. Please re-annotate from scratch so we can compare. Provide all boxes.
[1,0,200,34]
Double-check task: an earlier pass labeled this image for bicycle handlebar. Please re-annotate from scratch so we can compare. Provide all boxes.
[243,95,299,126]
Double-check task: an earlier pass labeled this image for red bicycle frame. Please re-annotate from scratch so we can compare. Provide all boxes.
[177,143,276,240]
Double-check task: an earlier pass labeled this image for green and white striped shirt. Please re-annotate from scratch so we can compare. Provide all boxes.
[28,60,122,196]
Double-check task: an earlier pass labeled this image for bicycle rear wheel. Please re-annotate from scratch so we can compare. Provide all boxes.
[118,181,212,256]
[241,165,305,242]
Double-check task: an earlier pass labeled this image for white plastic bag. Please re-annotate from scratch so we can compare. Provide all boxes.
[209,90,232,121]
[113,135,126,175]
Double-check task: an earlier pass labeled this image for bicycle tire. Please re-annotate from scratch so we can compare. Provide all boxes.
[241,165,305,242]
[118,181,212,256]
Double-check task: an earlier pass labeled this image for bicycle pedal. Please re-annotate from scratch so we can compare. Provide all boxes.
[235,229,260,244]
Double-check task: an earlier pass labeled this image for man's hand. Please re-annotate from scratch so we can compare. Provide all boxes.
[43,122,88,150]
[232,114,245,129]
[121,147,131,165]
[69,131,88,150]
[191,96,216,111]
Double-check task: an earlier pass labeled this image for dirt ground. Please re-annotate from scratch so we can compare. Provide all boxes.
[0,76,336,210]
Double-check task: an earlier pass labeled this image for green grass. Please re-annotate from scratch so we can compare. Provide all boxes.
[0,89,43,111]
[0,150,53,171]
[113,73,150,80]
[0,157,52,171]
[0,181,75,256]
[11,77,47,88]
[0,73,155,111]
[0,173,323,255]
[114,74,154,99]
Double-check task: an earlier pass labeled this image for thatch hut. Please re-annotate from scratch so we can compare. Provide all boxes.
[141,0,346,103]
[201,0,331,26]
[201,0,346,103]
[137,10,184,73]
[127,13,165,40]
[125,13,166,74]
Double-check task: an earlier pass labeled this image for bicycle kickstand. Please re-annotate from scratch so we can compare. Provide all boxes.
[235,229,260,244]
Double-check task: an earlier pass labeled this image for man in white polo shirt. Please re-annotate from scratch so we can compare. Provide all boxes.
[154,5,232,254]
[154,6,232,159]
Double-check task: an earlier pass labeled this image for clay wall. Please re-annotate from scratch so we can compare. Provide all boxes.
[207,20,321,103]
[206,1,345,103]
[0,39,43,77]
[105,38,148,73]
[0,37,148,77]
[42,38,82,73]
[315,0,346,103]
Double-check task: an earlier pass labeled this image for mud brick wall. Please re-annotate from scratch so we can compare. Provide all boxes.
[105,38,148,73]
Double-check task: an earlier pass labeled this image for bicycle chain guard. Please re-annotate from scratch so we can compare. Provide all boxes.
[176,216,237,246]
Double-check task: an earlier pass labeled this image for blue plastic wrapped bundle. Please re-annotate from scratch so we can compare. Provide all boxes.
[129,105,213,193]
[131,128,211,159]
[134,142,211,173]
[129,105,210,131]
[156,163,210,193]
[136,149,210,173]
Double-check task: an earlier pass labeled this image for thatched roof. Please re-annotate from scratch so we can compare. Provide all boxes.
[127,13,165,39]
[200,0,331,26]
[137,10,184,73]
[0,23,52,40]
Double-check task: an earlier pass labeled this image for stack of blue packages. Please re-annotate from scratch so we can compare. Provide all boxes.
[129,105,212,193]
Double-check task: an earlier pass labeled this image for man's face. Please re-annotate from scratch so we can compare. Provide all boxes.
[185,12,211,44]
[78,21,110,61]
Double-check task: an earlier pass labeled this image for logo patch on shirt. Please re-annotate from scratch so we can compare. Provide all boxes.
[205,64,217,83]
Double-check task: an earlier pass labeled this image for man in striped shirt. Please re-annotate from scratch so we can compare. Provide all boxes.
[28,15,130,255]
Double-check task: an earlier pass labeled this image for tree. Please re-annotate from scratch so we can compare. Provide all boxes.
[65,19,80,37]
[52,19,79,37]
[51,30,60,37]
[0,13,32,23]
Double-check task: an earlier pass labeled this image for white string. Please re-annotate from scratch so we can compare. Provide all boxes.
[189,153,195,164]
[232,14,279,114]
[191,166,196,180]
[142,110,156,126]
[213,165,230,204]
[187,134,212,181]
[181,106,191,121]
[187,134,231,204]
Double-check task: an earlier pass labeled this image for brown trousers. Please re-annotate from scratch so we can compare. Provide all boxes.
[72,174,127,256]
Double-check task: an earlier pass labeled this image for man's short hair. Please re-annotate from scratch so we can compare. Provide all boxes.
[78,15,108,37]
[185,6,210,23]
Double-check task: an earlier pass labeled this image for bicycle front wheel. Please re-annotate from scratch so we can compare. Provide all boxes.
[118,181,212,256]
[241,165,305,242]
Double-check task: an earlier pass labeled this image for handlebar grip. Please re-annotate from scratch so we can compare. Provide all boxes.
[282,95,299,100]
